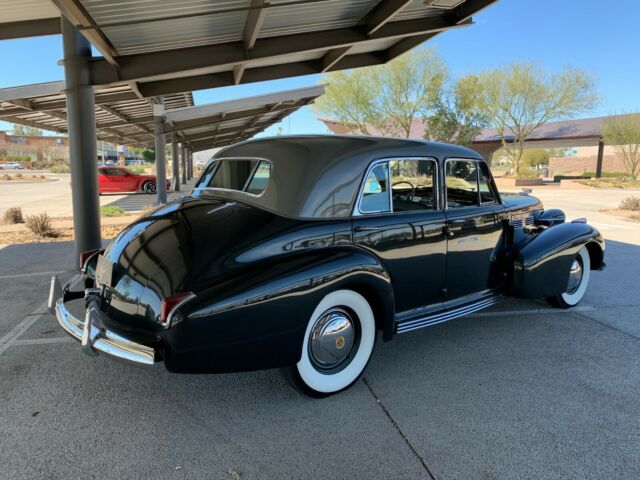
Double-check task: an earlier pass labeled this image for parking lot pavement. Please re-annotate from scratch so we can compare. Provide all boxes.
[1,215,639,479]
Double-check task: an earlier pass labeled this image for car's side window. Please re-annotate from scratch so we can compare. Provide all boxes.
[390,159,436,211]
[479,163,496,204]
[446,160,479,208]
[244,161,271,195]
[359,163,390,213]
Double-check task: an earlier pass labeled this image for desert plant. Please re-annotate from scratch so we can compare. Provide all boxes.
[100,205,127,217]
[2,174,10,181]
[15,172,23,178]
[50,164,71,174]
[620,196,640,211]
[25,212,53,236]
[2,207,24,224]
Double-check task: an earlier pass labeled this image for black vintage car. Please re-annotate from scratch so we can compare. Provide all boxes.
[50,136,605,396]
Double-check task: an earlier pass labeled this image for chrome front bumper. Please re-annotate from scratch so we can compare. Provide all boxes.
[49,275,158,366]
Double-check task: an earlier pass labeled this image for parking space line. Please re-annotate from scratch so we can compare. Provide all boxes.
[12,337,72,346]
[469,305,594,318]
[0,302,47,355]
[0,270,66,280]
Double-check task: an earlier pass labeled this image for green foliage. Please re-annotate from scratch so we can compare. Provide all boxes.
[315,48,447,138]
[141,148,155,163]
[11,125,43,136]
[476,63,598,177]
[427,74,490,146]
[3,207,24,224]
[50,164,71,173]
[0,155,32,163]
[100,206,127,217]
[602,114,640,179]
[129,166,145,174]
[582,171,629,178]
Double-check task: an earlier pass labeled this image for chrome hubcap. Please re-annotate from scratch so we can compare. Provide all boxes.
[566,257,583,294]
[309,308,355,369]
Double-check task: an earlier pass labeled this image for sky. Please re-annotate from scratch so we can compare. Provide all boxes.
[1,0,639,140]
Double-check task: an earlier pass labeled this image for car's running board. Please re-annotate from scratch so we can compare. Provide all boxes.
[395,293,505,334]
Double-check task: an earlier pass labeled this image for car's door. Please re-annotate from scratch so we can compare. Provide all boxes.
[444,159,505,301]
[352,158,447,314]
[109,168,135,191]
[98,168,116,191]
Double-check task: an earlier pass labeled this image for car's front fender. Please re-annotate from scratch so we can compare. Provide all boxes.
[162,247,394,374]
[512,221,604,298]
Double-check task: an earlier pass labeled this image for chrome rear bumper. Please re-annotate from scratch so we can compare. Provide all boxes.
[49,275,158,366]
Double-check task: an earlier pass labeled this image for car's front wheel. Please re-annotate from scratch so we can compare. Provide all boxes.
[282,289,376,397]
[142,181,156,194]
[547,246,591,308]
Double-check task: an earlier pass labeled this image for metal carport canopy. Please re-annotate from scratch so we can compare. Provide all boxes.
[0,0,498,97]
[165,85,325,152]
[0,81,194,146]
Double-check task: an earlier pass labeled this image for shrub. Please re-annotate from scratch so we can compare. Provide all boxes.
[620,196,640,211]
[25,212,53,236]
[2,174,10,181]
[2,207,24,224]
[50,164,71,174]
[100,205,126,217]
[129,166,145,175]
[15,172,23,178]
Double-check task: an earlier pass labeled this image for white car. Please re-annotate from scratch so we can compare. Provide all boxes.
[1,162,24,170]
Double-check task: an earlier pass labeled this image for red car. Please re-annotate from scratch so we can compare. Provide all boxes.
[97,167,170,194]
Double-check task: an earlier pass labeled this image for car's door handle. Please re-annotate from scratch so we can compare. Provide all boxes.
[442,226,455,238]
[354,226,382,233]
[450,219,469,225]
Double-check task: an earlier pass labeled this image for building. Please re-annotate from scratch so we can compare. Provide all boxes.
[0,130,68,162]
[320,115,638,176]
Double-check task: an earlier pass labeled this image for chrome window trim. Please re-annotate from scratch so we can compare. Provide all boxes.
[198,156,272,198]
[354,157,439,217]
[443,157,498,210]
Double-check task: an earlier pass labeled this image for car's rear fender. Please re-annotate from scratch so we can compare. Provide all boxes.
[163,247,394,374]
[512,221,604,298]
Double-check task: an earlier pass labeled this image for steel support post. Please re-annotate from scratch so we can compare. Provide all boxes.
[171,134,180,192]
[61,17,101,264]
[153,99,168,204]
[596,140,605,178]
[181,145,187,184]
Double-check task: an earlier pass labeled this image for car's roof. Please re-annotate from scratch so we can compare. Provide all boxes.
[207,135,484,219]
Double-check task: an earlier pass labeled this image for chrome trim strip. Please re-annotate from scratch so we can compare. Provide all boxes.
[396,293,505,334]
[54,297,157,366]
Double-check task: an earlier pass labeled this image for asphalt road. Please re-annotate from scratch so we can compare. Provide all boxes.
[0,191,639,479]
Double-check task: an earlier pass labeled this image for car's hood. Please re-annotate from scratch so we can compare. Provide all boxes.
[500,193,542,211]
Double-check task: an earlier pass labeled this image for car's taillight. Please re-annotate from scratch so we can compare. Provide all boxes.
[160,292,194,328]
[80,248,102,270]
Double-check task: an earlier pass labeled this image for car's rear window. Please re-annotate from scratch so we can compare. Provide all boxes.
[198,159,271,195]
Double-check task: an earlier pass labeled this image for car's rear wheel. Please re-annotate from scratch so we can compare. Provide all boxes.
[547,246,591,308]
[142,181,156,194]
[281,289,376,397]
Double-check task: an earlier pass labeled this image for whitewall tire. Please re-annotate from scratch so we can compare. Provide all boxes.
[282,289,376,397]
[548,246,591,308]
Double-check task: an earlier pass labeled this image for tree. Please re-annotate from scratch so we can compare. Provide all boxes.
[426,74,490,147]
[141,147,155,163]
[476,63,598,176]
[12,124,43,136]
[603,114,640,180]
[314,48,447,138]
